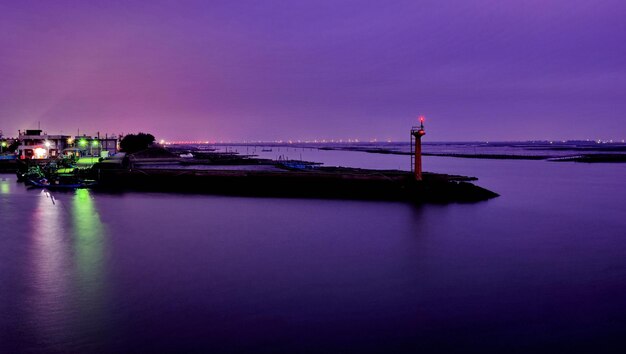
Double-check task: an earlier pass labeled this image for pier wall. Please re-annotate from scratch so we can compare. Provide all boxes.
[95,168,498,203]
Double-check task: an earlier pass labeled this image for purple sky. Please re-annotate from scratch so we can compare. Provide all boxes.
[1,0,624,141]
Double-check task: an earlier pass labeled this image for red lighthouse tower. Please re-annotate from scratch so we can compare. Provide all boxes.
[410,116,426,181]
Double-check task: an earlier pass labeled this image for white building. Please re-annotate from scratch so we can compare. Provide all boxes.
[17,129,119,159]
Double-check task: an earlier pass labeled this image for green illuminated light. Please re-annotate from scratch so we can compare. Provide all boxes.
[79,139,87,146]
[92,140,99,147]
[76,157,99,165]
[1,142,7,147]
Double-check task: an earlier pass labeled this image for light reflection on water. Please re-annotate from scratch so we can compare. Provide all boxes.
[12,188,108,352]
[30,190,71,346]
[0,178,9,194]
[73,189,106,296]
[71,189,108,347]
[1,152,626,352]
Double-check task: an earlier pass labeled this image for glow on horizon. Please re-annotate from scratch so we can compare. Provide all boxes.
[0,1,624,141]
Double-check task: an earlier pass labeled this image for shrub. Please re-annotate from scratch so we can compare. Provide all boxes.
[119,133,155,153]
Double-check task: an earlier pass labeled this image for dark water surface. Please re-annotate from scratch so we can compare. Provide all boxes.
[1,154,626,353]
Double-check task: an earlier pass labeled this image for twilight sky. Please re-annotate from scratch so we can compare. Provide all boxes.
[0,0,624,141]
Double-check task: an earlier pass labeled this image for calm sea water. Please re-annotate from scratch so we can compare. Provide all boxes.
[1,151,626,353]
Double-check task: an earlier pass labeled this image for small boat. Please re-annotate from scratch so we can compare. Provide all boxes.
[28,177,97,190]
[17,166,45,184]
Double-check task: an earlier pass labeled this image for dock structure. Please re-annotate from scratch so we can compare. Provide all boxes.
[95,167,496,203]
[90,122,497,203]
[5,122,500,203]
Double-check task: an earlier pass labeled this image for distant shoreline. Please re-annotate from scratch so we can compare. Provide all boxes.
[317,146,626,163]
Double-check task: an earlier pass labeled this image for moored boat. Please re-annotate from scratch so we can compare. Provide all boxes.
[28,176,97,190]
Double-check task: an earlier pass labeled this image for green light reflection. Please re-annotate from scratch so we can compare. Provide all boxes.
[73,188,105,277]
[0,180,9,194]
[72,188,107,334]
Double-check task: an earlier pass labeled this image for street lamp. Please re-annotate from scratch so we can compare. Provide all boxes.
[0,141,6,153]
[87,139,98,157]
[78,139,87,157]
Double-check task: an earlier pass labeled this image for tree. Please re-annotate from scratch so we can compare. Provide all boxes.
[119,133,156,153]
[7,140,19,153]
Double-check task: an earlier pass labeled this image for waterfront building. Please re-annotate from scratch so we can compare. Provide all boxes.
[66,134,119,158]
[16,129,119,159]
[17,129,69,159]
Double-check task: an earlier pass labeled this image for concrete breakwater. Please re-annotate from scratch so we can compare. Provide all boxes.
[94,167,499,203]
[6,149,499,203]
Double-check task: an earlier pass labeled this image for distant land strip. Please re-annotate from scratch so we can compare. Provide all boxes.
[318,147,626,163]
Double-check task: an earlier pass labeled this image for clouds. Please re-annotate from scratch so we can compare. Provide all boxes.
[0,0,624,140]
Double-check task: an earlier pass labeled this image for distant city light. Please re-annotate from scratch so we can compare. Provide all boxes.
[79,139,87,146]
[44,141,51,148]
[147,136,626,146]
[92,140,99,146]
